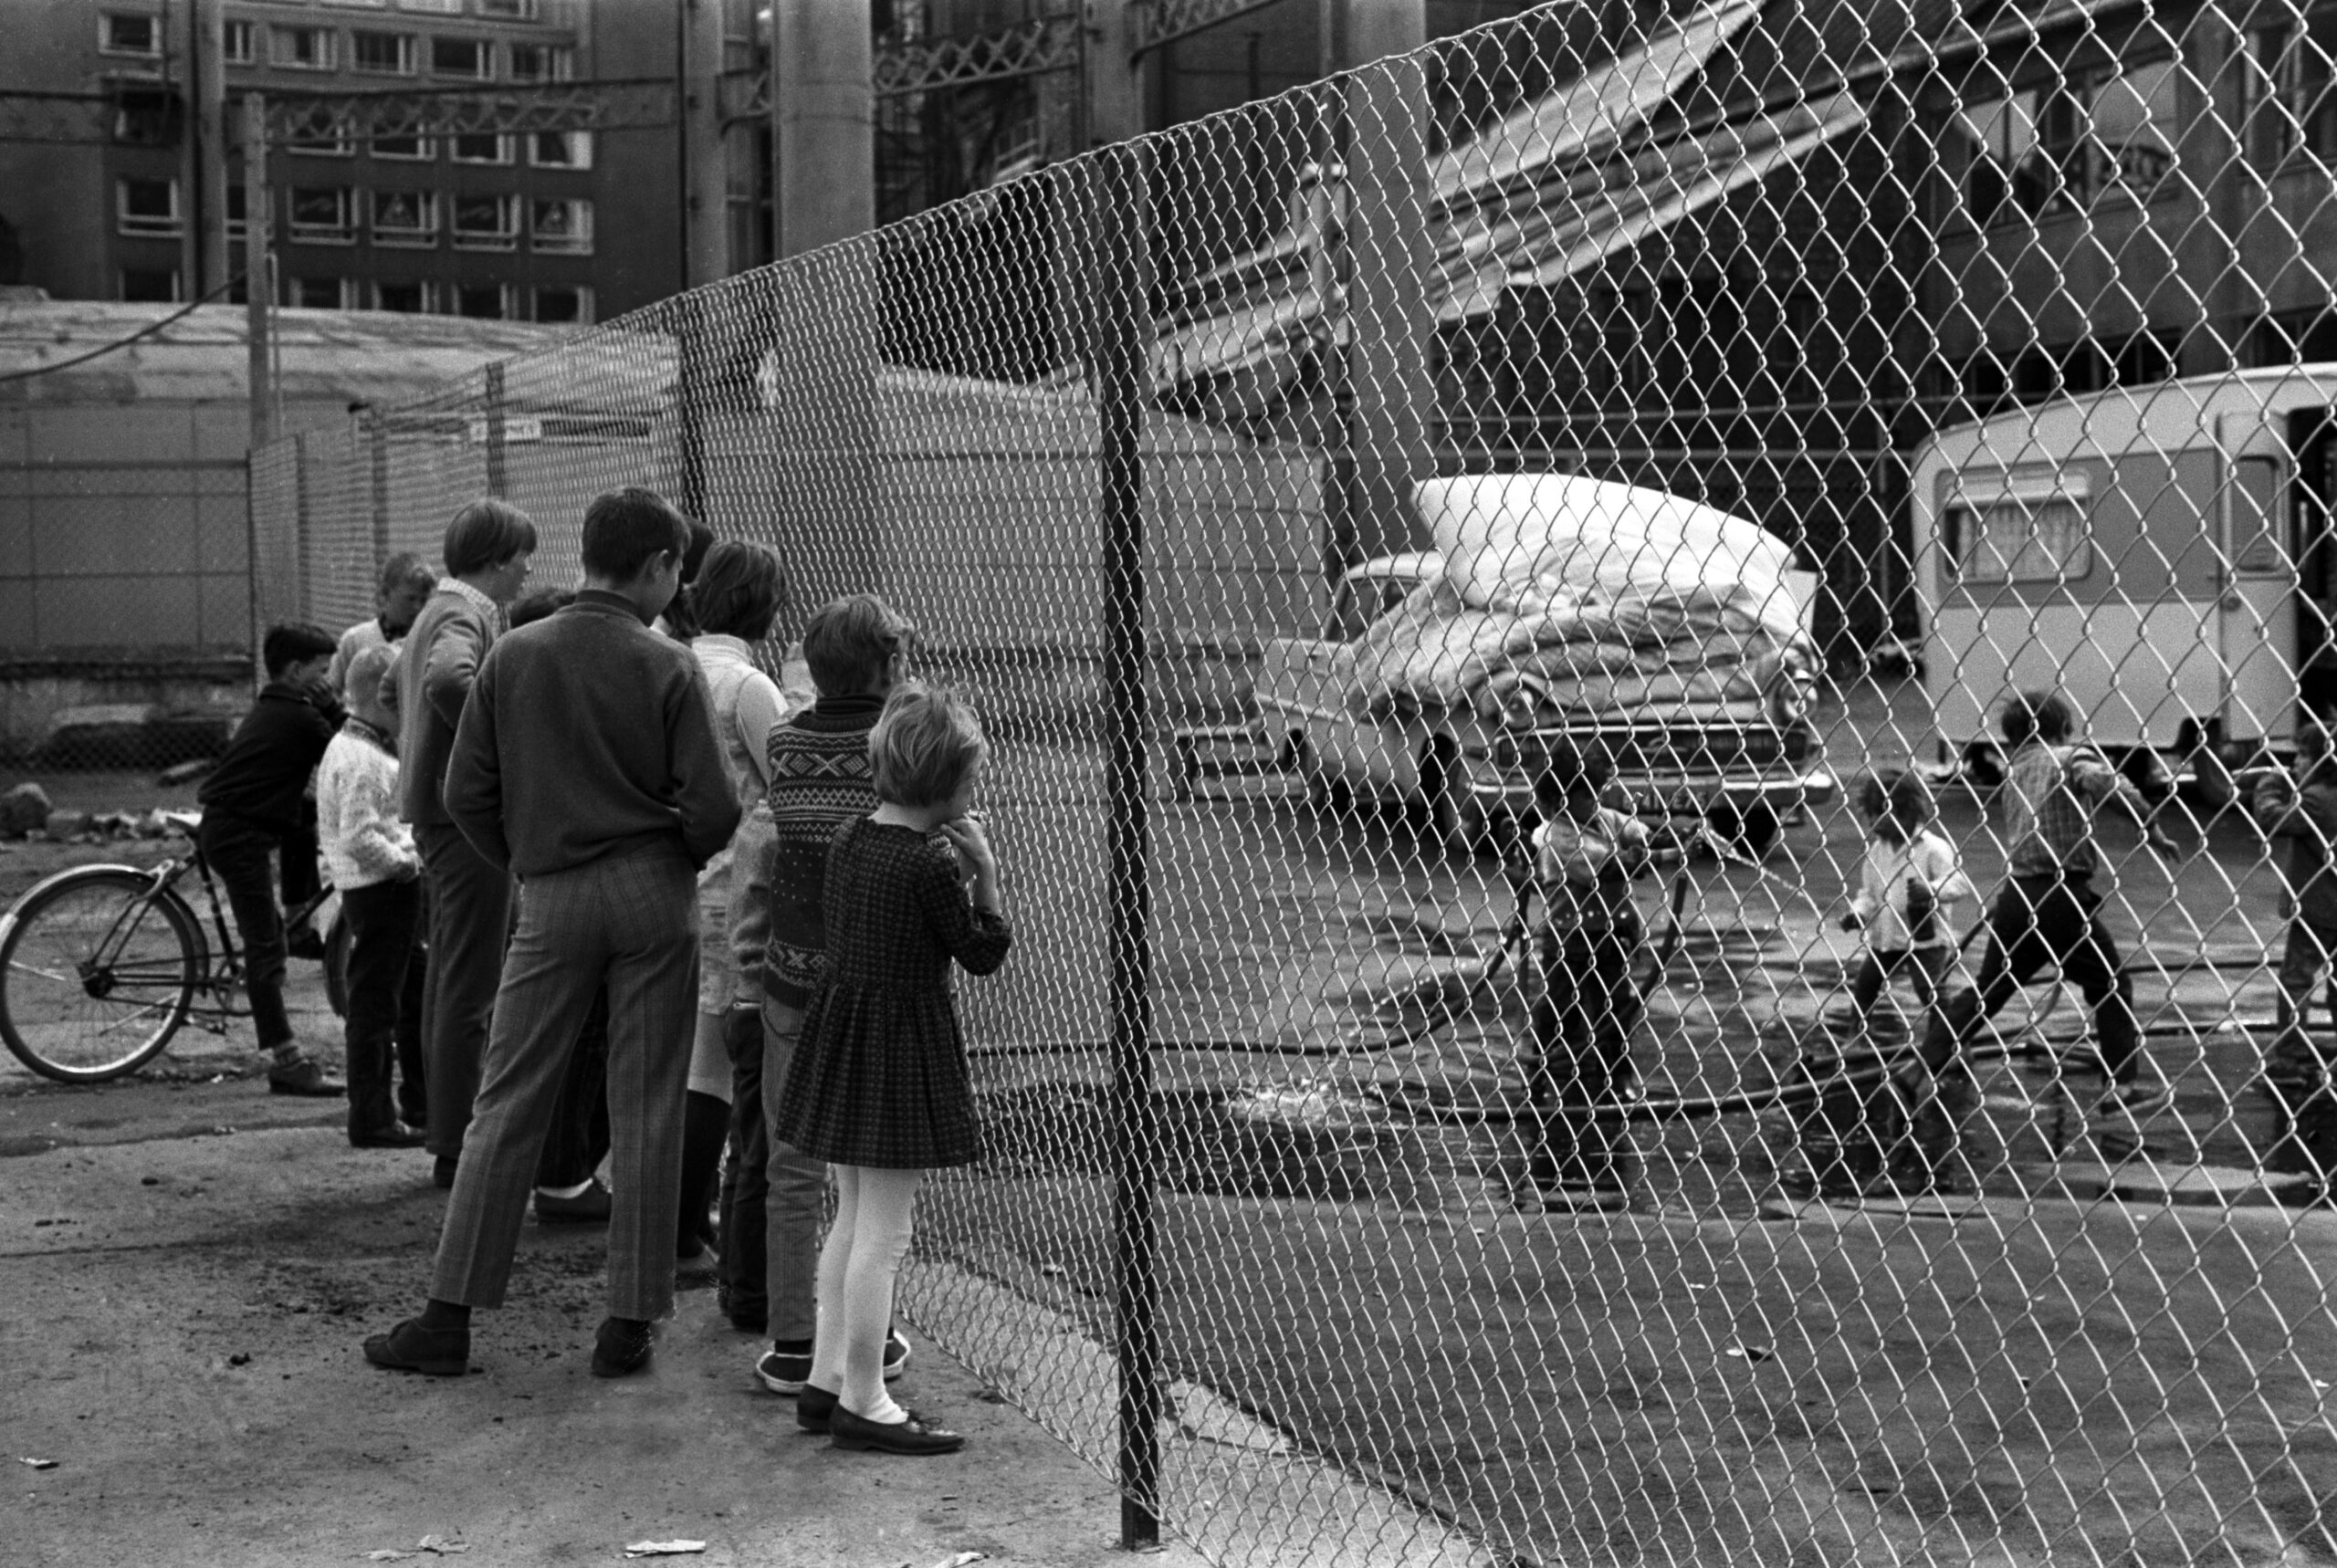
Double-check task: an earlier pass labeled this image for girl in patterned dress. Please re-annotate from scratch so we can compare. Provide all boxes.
[773,684,1011,1456]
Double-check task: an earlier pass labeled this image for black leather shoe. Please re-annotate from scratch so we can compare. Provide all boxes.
[795,1384,838,1434]
[432,1155,459,1190]
[350,1122,428,1149]
[363,1318,468,1377]
[829,1405,964,1456]
[591,1317,654,1378]
[535,1179,613,1224]
[267,1057,346,1097]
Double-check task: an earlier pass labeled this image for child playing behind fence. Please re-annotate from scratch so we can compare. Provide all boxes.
[771,684,1011,1456]
[317,641,428,1147]
[1840,769,1973,1036]
[1526,742,1654,1127]
[2253,711,2337,1078]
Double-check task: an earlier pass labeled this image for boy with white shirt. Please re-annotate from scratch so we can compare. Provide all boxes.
[318,641,428,1148]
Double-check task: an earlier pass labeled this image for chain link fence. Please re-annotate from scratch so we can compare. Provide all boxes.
[246,2,2337,1562]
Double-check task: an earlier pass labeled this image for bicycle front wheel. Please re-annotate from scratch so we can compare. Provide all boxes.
[0,867,200,1083]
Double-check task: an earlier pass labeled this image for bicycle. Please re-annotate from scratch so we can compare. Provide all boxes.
[0,810,348,1083]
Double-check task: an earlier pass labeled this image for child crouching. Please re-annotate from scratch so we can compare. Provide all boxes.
[771,684,1011,1455]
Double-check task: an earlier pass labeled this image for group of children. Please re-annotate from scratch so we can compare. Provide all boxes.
[197,493,1012,1458]
[1522,685,2337,1199]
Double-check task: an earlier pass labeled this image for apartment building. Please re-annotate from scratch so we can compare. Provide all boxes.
[0,0,688,323]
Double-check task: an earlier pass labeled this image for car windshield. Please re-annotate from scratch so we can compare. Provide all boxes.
[1326,574,1426,642]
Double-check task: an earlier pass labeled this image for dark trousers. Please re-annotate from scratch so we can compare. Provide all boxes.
[281,800,320,915]
[429,849,697,1322]
[1921,874,2138,1082]
[1528,922,1642,1106]
[197,812,293,1052]
[1526,921,1641,1186]
[718,1010,770,1328]
[539,987,612,1189]
[341,878,424,1136]
[1850,945,1952,1026]
[2275,918,2337,1067]
[418,821,514,1162]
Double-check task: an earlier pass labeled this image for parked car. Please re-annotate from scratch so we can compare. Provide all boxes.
[1251,474,1838,853]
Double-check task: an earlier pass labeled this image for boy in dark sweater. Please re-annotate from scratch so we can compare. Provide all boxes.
[197,622,346,1096]
[723,594,913,1395]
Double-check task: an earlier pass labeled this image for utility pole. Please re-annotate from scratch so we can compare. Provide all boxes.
[759,0,879,606]
[774,0,875,256]
[680,0,728,286]
[244,90,271,450]
[194,0,227,296]
[1327,1,1430,563]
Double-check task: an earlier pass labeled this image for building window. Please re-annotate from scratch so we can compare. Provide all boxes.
[273,26,335,68]
[456,283,511,319]
[372,129,434,160]
[530,198,592,254]
[100,14,161,57]
[116,177,182,237]
[352,31,416,74]
[2248,10,2337,165]
[507,42,571,82]
[283,105,356,156]
[2109,328,2177,387]
[397,0,462,13]
[288,186,357,243]
[534,286,591,325]
[375,279,432,312]
[222,19,255,63]
[1956,61,2181,224]
[475,0,539,18]
[292,277,353,309]
[449,132,511,164]
[2250,305,2337,366]
[529,131,592,170]
[320,0,389,7]
[120,268,182,303]
[431,36,491,78]
[225,183,268,240]
[2084,60,2182,197]
[450,192,519,248]
[372,189,439,245]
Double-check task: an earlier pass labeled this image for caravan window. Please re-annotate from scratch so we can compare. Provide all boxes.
[1944,486,2093,583]
[2233,455,2287,574]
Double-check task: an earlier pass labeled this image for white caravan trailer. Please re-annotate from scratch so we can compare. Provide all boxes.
[1910,365,2337,770]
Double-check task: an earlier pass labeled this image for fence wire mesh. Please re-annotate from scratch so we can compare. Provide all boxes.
[245,2,2337,1562]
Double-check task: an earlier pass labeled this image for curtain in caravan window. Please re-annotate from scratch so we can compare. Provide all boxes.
[1951,488,2094,582]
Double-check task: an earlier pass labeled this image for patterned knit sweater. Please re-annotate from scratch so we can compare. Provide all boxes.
[729,693,883,1008]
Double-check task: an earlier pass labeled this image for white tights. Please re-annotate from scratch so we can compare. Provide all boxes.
[808,1164,922,1422]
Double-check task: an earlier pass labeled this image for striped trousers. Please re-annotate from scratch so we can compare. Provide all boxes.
[431,845,698,1322]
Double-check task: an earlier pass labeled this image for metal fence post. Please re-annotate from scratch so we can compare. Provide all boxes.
[243,91,272,454]
[366,408,391,569]
[1101,185,1163,1565]
[484,362,508,499]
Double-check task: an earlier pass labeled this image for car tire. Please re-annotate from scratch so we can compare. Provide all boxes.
[1292,737,1348,815]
